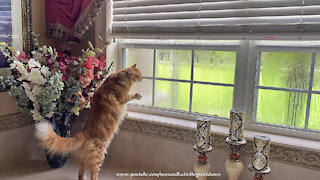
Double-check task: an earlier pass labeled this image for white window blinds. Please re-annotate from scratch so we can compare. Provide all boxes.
[112,0,320,39]
[0,0,11,43]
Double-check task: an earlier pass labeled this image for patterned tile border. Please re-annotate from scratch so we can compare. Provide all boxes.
[0,113,33,131]
[1,113,319,170]
[0,111,87,132]
[121,118,320,170]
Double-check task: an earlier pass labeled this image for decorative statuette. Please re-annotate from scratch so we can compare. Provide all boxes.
[229,110,245,141]
[252,135,270,171]
[194,116,212,180]
[249,135,271,180]
[225,110,246,180]
[196,117,212,149]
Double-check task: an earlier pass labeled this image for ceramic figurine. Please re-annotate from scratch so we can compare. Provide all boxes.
[252,135,270,171]
[229,110,245,141]
[196,117,211,149]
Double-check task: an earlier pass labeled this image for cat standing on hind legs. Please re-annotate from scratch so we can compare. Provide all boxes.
[35,64,142,180]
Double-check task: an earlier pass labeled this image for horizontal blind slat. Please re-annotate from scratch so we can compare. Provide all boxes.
[112,25,320,34]
[114,6,320,21]
[113,0,320,15]
[113,15,320,27]
[113,0,235,8]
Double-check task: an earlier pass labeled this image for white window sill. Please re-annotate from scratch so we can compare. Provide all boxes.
[126,111,320,151]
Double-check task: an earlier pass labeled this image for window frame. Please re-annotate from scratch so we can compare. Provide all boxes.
[118,39,320,141]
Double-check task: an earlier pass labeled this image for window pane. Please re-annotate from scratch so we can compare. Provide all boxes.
[309,94,320,130]
[155,49,192,80]
[192,84,233,117]
[154,80,190,111]
[256,89,307,128]
[130,79,153,106]
[194,51,236,84]
[313,54,320,91]
[125,48,154,77]
[259,52,312,89]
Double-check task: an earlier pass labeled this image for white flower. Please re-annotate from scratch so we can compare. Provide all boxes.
[22,82,45,122]
[16,50,20,56]
[10,63,16,69]
[28,58,41,68]
[88,92,94,97]
[40,66,50,76]
[32,86,42,96]
[32,52,44,62]
[42,46,47,53]
[12,60,28,81]
[14,60,25,72]
[31,109,44,122]
[17,74,28,81]
[22,82,36,102]
[97,71,103,76]
[72,107,80,116]
[46,112,54,118]
[16,63,27,74]
[85,102,91,108]
[28,69,47,85]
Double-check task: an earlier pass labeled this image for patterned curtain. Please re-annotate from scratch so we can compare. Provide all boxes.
[46,0,105,40]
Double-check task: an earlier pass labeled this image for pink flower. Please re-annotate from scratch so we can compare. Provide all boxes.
[62,75,68,82]
[81,57,100,71]
[98,55,107,71]
[58,61,67,74]
[15,51,29,63]
[81,61,93,71]
[58,53,76,65]
[46,60,55,70]
[80,69,94,88]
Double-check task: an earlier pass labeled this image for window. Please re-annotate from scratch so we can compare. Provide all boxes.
[0,0,12,43]
[0,0,25,50]
[119,40,320,140]
[121,41,238,118]
[253,42,320,131]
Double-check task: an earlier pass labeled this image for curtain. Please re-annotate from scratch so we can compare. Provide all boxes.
[46,0,105,40]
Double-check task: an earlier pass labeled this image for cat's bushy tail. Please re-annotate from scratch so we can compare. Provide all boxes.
[35,122,85,156]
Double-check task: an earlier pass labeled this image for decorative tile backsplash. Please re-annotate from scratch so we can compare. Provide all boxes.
[121,118,320,171]
[1,112,319,170]
[0,113,33,131]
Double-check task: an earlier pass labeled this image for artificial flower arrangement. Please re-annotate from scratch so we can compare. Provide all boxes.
[0,36,113,122]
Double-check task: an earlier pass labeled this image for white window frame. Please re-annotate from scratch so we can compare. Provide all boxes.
[118,39,320,141]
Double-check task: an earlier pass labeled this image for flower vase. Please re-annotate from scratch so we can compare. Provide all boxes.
[45,113,75,168]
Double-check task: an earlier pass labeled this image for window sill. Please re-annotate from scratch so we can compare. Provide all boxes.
[123,111,320,170]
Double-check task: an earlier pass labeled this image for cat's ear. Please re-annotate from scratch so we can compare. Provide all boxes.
[131,64,136,68]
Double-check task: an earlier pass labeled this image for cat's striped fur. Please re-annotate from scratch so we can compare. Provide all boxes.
[35,64,142,180]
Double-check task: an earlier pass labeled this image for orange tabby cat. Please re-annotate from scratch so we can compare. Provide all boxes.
[35,64,142,180]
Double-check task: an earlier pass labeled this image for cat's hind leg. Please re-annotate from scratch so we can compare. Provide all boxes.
[78,165,86,180]
[90,170,99,180]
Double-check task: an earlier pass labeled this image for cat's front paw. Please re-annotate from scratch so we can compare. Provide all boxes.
[134,93,142,100]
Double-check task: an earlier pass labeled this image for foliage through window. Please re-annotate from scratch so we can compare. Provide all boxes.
[256,52,320,130]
